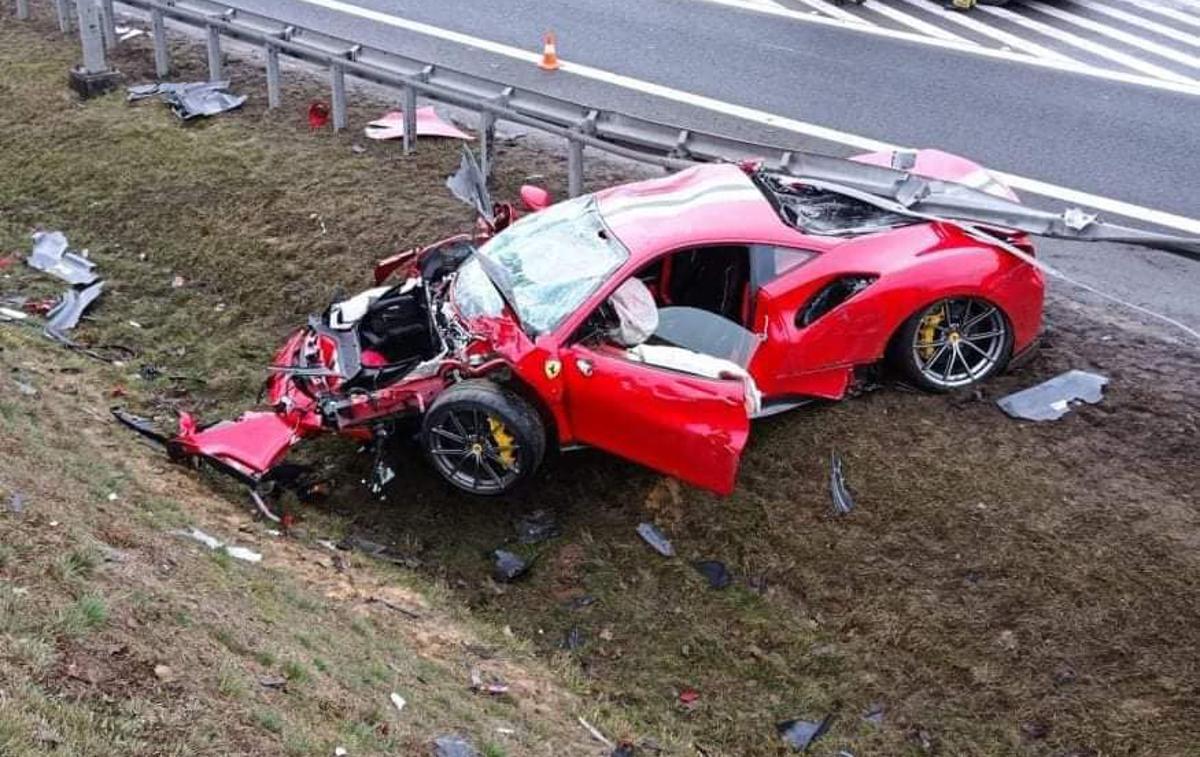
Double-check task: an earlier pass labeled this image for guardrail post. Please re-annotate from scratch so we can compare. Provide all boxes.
[100,0,115,48]
[55,0,73,32]
[330,62,347,131]
[16,0,30,21]
[479,86,512,183]
[265,42,282,109]
[68,0,119,98]
[402,86,418,155]
[151,9,169,78]
[206,24,222,81]
[567,110,599,198]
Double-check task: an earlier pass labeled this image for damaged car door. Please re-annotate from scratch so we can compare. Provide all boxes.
[558,277,753,495]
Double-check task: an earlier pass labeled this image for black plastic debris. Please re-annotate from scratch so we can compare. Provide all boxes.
[636,522,675,557]
[568,594,597,610]
[777,714,832,751]
[515,509,561,544]
[433,735,478,757]
[611,743,637,757]
[26,231,98,286]
[45,281,104,337]
[128,81,247,120]
[996,370,1108,421]
[862,702,885,727]
[830,452,855,515]
[693,560,732,589]
[339,534,419,567]
[561,626,587,651]
[492,549,529,582]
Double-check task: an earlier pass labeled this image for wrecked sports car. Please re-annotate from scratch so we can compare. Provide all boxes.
[116,147,1199,499]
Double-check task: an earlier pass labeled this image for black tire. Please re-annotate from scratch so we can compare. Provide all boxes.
[420,379,546,496]
[887,297,1013,393]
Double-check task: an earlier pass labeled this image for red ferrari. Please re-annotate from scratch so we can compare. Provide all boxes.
[115,147,1194,499]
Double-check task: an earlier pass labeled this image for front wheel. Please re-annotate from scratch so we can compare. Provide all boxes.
[888,297,1012,392]
[421,380,546,496]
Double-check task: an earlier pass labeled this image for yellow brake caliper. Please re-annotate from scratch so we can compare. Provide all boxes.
[918,311,944,360]
[488,417,517,469]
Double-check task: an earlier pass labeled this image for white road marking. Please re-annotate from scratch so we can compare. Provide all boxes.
[1024,1,1200,70]
[976,4,1197,84]
[1069,0,1200,49]
[857,1,973,44]
[692,0,1200,96]
[1108,0,1200,31]
[894,0,1077,64]
[791,0,867,24]
[287,0,1200,235]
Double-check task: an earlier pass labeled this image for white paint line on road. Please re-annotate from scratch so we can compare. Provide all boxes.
[791,0,867,24]
[1071,0,1200,49]
[288,0,1200,236]
[858,1,973,44]
[1024,0,1200,70]
[692,0,1200,95]
[976,4,1197,84]
[1109,0,1200,31]
[894,0,1077,64]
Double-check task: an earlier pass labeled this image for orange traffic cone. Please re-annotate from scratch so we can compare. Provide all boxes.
[539,31,560,71]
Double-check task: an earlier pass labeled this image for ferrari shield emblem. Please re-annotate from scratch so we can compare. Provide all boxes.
[544,359,562,379]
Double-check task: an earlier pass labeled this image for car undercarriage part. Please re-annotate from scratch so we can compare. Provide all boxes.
[997,370,1108,421]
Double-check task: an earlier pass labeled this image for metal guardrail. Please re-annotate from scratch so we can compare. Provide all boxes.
[25,0,819,196]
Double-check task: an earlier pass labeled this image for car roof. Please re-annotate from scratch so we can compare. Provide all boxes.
[594,163,821,258]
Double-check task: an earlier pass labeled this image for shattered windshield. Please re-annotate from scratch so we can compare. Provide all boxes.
[754,173,914,236]
[451,256,505,319]
[476,196,629,335]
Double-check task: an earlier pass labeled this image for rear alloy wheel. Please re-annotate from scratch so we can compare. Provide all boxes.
[421,380,546,496]
[890,297,1012,391]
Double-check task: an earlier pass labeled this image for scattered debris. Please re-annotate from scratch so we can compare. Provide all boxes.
[997,370,1109,421]
[679,689,701,709]
[45,280,104,337]
[561,626,586,651]
[0,306,28,321]
[26,231,98,285]
[568,594,597,610]
[171,275,186,288]
[12,378,37,397]
[433,735,478,757]
[611,743,637,757]
[492,549,530,582]
[368,596,422,619]
[175,527,263,563]
[351,143,367,155]
[365,106,474,141]
[5,491,26,515]
[153,664,175,682]
[693,560,733,589]
[389,692,407,714]
[515,509,561,544]
[114,24,145,41]
[469,668,510,696]
[830,452,855,515]
[1020,720,1051,741]
[862,702,885,726]
[258,675,287,689]
[636,522,675,557]
[128,81,247,120]
[338,534,418,567]
[578,716,615,750]
[334,748,348,757]
[777,714,833,751]
[307,101,330,129]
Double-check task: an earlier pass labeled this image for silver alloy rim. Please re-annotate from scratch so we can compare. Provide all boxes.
[911,298,1007,389]
[428,407,521,494]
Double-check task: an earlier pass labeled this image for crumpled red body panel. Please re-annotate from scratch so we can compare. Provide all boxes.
[175,411,300,477]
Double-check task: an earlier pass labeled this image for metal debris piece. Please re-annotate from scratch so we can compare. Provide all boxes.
[777,714,833,751]
[0,307,29,321]
[128,81,246,120]
[469,669,510,696]
[561,626,586,651]
[446,146,494,225]
[258,675,287,689]
[996,370,1109,422]
[693,560,732,589]
[830,452,855,515]
[433,735,478,757]
[45,281,104,337]
[636,522,675,557]
[492,549,529,582]
[515,509,561,544]
[26,231,99,286]
[12,378,38,397]
[365,106,474,141]
[568,594,597,610]
[176,527,263,563]
[863,702,885,726]
[578,716,615,750]
[390,692,407,714]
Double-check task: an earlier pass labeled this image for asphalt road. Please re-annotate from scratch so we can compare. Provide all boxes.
[213,0,1200,330]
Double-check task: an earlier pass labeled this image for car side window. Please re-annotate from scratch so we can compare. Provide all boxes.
[749,245,816,289]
